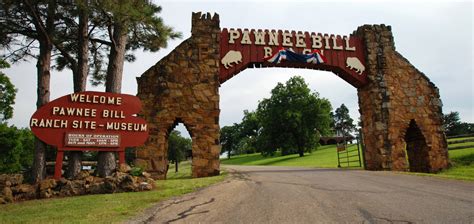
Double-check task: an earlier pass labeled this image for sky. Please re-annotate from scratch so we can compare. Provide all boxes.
[3,0,473,137]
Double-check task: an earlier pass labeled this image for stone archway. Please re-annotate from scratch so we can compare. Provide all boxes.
[135,12,448,179]
[402,120,431,172]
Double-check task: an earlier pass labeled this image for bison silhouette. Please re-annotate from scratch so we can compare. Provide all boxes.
[346,57,365,75]
[221,50,242,69]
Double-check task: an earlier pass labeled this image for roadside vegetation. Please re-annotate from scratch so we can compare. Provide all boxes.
[0,161,226,223]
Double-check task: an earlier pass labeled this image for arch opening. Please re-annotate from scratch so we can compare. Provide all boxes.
[166,119,193,176]
[403,119,431,173]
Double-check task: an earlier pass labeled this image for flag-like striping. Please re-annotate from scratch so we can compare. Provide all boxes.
[264,47,327,64]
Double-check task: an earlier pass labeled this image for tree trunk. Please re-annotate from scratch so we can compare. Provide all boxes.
[74,7,88,92]
[175,160,178,173]
[97,23,128,177]
[298,144,304,157]
[66,152,82,178]
[105,23,127,93]
[68,6,89,179]
[32,40,52,182]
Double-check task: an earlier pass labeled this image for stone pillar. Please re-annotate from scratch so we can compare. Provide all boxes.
[135,12,221,179]
[188,12,221,178]
[355,25,448,172]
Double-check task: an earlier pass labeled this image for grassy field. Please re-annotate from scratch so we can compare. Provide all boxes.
[437,148,474,180]
[222,144,361,168]
[0,161,226,223]
[222,143,474,181]
[447,136,474,143]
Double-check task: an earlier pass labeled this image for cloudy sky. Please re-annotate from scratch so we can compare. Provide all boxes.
[4,0,473,137]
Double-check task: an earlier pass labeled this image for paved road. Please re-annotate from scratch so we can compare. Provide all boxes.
[129,165,474,224]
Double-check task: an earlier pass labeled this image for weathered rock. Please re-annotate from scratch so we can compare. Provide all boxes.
[59,180,85,196]
[103,177,117,193]
[13,184,37,201]
[39,188,53,199]
[84,176,95,184]
[2,187,13,203]
[75,170,91,180]
[135,12,221,179]
[118,164,132,173]
[141,172,151,178]
[0,174,23,188]
[88,182,105,194]
[0,171,153,203]
[138,182,153,191]
[119,175,138,192]
[39,179,57,191]
[57,177,68,186]
[12,184,34,194]
[355,25,448,173]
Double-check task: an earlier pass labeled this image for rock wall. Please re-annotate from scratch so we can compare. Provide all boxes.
[0,168,154,204]
[355,25,448,172]
[136,12,221,179]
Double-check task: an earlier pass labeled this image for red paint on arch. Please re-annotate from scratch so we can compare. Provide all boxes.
[219,28,367,88]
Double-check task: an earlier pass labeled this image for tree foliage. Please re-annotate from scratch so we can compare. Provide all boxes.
[0,124,34,173]
[256,76,332,157]
[443,111,474,136]
[334,104,356,137]
[167,130,191,172]
[85,0,181,87]
[0,60,17,122]
[220,124,240,159]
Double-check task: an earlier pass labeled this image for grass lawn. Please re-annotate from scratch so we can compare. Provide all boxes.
[222,144,474,181]
[0,161,226,223]
[222,144,362,168]
[437,148,474,180]
[448,141,474,148]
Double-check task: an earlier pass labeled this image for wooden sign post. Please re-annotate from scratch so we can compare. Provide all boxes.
[30,91,149,179]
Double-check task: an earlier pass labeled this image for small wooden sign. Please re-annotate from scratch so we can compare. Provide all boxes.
[337,144,346,152]
[65,133,121,148]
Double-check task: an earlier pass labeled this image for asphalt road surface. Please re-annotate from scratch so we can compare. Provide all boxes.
[128,165,474,224]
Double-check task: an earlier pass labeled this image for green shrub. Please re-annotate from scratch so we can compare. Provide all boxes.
[0,124,34,173]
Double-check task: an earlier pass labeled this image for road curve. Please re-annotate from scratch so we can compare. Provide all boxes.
[128,165,474,224]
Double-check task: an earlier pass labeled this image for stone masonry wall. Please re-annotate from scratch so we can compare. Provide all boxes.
[135,12,221,179]
[355,25,448,172]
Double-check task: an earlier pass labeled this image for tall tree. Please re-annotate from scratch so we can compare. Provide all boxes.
[220,124,241,159]
[334,104,356,145]
[1,0,60,182]
[256,76,332,157]
[0,60,17,122]
[52,0,93,178]
[443,111,474,136]
[91,0,180,177]
[237,111,260,154]
[167,130,191,172]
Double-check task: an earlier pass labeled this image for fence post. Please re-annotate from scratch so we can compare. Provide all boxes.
[359,129,367,169]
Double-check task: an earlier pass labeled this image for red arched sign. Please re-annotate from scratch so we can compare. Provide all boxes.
[220,28,367,87]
